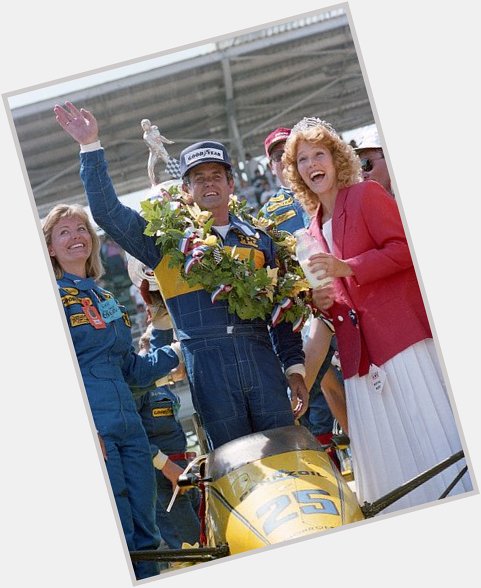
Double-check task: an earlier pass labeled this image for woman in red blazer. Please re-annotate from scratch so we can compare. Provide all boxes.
[284,117,471,512]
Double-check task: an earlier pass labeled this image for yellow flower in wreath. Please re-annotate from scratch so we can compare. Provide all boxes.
[203,235,218,247]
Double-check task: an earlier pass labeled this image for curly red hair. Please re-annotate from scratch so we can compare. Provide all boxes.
[283,124,362,212]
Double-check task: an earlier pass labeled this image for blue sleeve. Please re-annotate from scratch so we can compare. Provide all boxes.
[269,322,305,370]
[122,345,179,388]
[150,328,174,347]
[79,149,162,269]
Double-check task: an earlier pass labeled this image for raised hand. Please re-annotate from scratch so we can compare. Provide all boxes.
[54,101,99,145]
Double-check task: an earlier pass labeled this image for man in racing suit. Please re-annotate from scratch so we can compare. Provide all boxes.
[54,101,308,450]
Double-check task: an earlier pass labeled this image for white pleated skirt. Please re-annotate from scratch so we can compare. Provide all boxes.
[345,339,472,514]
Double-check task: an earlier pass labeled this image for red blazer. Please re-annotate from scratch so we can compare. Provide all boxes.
[308,180,431,378]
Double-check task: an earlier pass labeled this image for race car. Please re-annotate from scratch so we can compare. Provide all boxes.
[130,424,466,566]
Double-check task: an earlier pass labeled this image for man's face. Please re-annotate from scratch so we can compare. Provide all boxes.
[357,148,393,196]
[183,162,234,213]
[269,141,288,186]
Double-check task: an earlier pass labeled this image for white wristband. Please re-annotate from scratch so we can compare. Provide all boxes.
[170,341,184,362]
[285,363,306,378]
[152,450,169,470]
[80,140,102,152]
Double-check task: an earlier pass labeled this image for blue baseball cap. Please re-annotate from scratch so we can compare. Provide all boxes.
[180,140,232,178]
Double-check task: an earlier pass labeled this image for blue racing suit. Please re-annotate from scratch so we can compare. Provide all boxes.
[58,272,179,580]
[135,386,201,549]
[133,328,201,550]
[258,186,310,233]
[79,148,304,449]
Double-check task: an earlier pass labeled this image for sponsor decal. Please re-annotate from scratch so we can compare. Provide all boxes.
[185,147,224,165]
[62,295,90,307]
[62,287,79,295]
[274,210,296,226]
[240,469,327,501]
[122,312,132,328]
[70,313,90,327]
[237,235,259,247]
[152,407,174,417]
[266,196,294,213]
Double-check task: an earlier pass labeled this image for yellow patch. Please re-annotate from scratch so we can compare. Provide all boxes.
[152,407,174,417]
[266,196,294,213]
[70,313,90,327]
[269,194,288,203]
[236,234,260,247]
[122,313,132,328]
[62,295,90,307]
[273,210,296,225]
[62,287,79,296]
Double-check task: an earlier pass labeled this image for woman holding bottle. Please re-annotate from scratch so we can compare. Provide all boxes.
[285,117,471,512]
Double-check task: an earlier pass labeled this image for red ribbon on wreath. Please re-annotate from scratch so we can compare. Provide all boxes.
[271,297,294,327]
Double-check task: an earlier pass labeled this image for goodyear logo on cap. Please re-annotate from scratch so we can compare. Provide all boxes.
[185,147,224,165]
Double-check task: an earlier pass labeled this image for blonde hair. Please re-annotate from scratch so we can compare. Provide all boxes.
[42,204,104,280]
[283,124,362,212]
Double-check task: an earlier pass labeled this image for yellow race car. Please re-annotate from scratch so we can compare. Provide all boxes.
[131,424,466,567]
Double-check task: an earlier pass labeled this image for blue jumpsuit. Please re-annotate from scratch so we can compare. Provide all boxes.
[133,328,201,550]
[135,386,201,548]
[79,149,304,450]
[58,272,179,580]
[258,185,310,233]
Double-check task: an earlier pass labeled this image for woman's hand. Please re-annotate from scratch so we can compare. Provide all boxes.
[54,101,99,145]
[312,284,336,311]
[308,252,353,279]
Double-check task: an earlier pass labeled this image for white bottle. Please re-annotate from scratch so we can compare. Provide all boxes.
[294,228,333,288]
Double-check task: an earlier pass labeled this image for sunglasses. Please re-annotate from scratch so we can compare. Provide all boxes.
[360,155,384,172]
[270,150,284,163]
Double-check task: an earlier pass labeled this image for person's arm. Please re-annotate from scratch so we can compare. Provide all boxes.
[303,318,334,392]
[54,101,161,268]
[308,182,413,286]
[345,182,413,284]
[320,366,348,434]
[151,447,184,491]
[122,343,180,389]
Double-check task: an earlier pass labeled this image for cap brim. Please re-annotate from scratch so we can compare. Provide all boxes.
[183,159,232,177]
[267,137,289,155]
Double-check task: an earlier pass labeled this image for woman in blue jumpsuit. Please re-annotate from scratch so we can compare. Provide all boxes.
[43,203,181,580]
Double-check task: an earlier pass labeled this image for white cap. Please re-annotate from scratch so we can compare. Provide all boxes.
[355,127,382,151]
